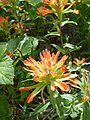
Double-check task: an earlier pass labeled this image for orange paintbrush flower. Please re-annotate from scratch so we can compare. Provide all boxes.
[36,6,52,16]
[0,16,8,27]
[1,0,9,4]
[0,16,8,22]
[73,9,79,14]
[82,96,89,102]
[20,49,76,103]
[73,58,86,66]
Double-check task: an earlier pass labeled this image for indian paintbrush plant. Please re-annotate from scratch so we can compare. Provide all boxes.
[19,49,90,119]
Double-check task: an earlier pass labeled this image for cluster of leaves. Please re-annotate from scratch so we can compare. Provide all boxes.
[0,0,90,120]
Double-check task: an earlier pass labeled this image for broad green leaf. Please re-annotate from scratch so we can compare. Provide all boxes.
[0,56,14,84]
[7,36,22,52]
[18,36,38,56]
[0,42,7,57]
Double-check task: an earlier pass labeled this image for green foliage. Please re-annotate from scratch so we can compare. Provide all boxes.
[0,94,12,120]
[0,55,14,84]
[0,43,14,85]
[0,0,90,119]
[0,42,7,57]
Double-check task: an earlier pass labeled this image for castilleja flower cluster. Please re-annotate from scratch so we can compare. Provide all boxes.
[36,0,79,16]
[19,49,78,103]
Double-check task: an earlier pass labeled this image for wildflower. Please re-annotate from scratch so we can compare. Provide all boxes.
[82,95,89,102]
[83,71,86,78]
[73,58,86,66]
[73,9,79,14]
[0,16,8,23]
[1,0,9,4]
[85,86,89,91]
[20,49,76,103]
[19,87,31,90]
[5,50,13,58]
[0,16,8,27]
[36,6,52,16]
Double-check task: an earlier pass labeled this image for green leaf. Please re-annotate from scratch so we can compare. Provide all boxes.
[70,111,78,118]
[64,43,81,53]
[0,56,14,85]
[29,6,37,20]
[80,102,90,120]
[7,36,22,52]
[61,94,74,102]
[61,20,77,27]
[0,94,12,120]
[30,100,50,117]
[52,44,66,54]
[83,0,90,4]
[27,0,42,5]
[44,32,60,38]
[0,42,7,57]
[18,36,38,56]
[49,89,65,119]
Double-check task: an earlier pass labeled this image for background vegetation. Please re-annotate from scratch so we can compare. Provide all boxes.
[0,0,90,120]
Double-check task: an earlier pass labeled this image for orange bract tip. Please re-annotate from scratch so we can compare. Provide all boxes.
[26,94,34,103]
[73,9,79,14]
[84,71,86,78]
[82,96,89,102]
[50,83,56,91]
[36,6,52,16]
[60,73,71,78]
[19,87,31,90]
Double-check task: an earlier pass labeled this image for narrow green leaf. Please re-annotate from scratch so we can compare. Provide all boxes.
[30,100,50,117]
[80,102,90,120]
[49,89,65,119]
[44,32,60,38]
[52,44,65,54]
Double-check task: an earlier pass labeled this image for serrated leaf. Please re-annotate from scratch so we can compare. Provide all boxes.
[18,36,38,56]
[0,42,7,57]
[7,37,22,52]
[0,56,14,85]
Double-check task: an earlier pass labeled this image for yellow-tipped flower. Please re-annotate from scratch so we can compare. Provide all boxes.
[19,49,76,103]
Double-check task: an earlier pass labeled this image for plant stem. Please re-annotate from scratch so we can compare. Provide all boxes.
[57,21,64,47]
